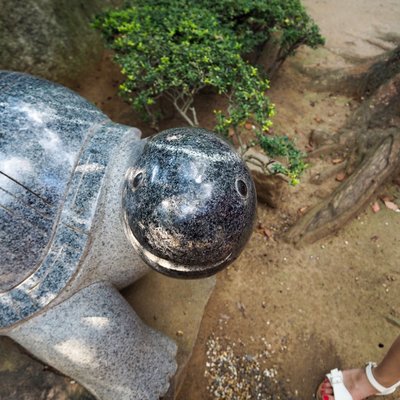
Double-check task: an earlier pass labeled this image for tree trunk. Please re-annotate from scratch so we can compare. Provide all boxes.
[285,45,400,246]
[285,131,400,246]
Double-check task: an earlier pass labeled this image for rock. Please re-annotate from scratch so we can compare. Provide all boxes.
[0,0,122,84]
[0,72,256,400]
[243,149,285,208]
[314,188,331,199]
[251,171,285,208]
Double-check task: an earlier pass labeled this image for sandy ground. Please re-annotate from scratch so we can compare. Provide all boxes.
[175,1,400,399]
[303,0,400,60]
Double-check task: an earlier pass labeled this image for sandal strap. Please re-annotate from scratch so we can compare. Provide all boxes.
[365,362,400,395]
[326,369,353,400]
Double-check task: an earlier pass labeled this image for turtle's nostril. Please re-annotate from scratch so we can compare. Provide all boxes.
[236,179,248,198]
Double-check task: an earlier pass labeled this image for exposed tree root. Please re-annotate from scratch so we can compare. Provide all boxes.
[286,132,400,246]
[285,45,400,246]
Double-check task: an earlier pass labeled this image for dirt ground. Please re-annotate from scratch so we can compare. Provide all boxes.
[175,2,400,398]
[176,65,400,399]
[73,2,400,399]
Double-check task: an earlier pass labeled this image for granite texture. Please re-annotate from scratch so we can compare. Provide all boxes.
[123,128,257,278]
[0,72,139,329]
[0,71,106,291]
[56,133,150,304]
[124,272,217,399]
[0,71,257,400]
[9,282,177,400]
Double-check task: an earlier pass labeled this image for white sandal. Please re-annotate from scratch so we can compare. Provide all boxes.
[365,362,400,396]
[323,368,352,400]
[317,362,400,399]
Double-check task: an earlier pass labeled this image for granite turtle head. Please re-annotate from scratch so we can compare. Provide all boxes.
[122,127,256,278]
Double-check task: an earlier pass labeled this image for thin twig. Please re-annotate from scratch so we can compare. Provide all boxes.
[234,128,245,151]
[190,106,199,126]
[173,99,196,126]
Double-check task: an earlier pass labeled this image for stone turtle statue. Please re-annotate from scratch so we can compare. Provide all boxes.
[0,71,256,400]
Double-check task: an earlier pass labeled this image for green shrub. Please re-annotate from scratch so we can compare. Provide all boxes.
[198,0,325,55]
[93,2,308,184]
[129,0,324,71]
[93,4,246,126]
[214,73,308,186]
[257,134,307,185]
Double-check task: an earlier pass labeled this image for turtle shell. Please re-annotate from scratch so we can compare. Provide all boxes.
[0,72,132,329]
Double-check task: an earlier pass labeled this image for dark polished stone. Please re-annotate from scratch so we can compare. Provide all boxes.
[123,128,257,278]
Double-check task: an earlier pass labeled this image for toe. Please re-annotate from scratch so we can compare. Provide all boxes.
[320,382,333,395]
[318,379,334,400]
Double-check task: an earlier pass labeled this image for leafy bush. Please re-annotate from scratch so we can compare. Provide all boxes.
[214,73,307,185]
[93,2,309,184]
[257,134,307,185]
[93,4,246,126]
[129,0,324,71]
[198,0,325,57]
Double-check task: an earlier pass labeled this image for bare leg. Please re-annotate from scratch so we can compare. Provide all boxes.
[320,334,400,400]
[373,334,400,387]
[8,282,177,400]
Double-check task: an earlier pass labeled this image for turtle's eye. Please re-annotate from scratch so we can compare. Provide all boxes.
[235,178,248,198]
[132,172,143,189]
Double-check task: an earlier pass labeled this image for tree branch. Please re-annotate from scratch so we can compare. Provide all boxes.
[189,106,199,126]
[173,99,196,126]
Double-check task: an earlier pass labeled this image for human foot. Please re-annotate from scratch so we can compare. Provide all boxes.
[318,367,378,400]
[318,363,400,399]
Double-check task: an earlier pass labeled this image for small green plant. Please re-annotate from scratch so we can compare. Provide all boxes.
[257,134,307,185]
[214,66,307,185]
[93,1,308,184]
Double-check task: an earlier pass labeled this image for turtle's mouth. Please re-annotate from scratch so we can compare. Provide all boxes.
[121,178,235,279]
[122,213,233,279]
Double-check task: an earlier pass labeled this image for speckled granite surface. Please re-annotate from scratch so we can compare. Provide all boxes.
[0,71,256,400]
[0,72,105,290]
[123,128,257,278]
[0,72,140,329]
[9,282,177,400]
